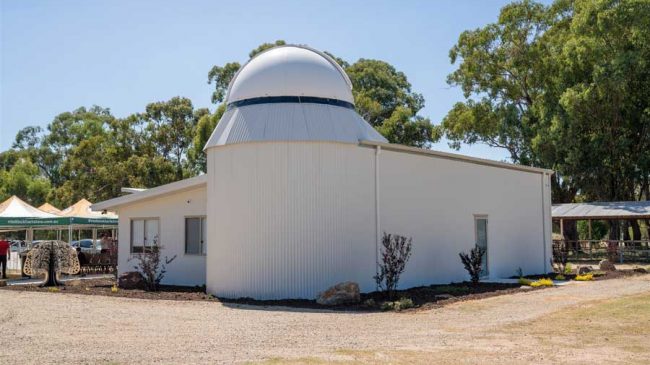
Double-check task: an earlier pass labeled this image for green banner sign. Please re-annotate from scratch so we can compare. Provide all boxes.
[0,216,117,227]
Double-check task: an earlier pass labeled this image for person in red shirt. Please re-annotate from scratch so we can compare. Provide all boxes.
[0,235,10,279]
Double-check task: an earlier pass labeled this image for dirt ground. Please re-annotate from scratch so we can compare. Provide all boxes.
[1,275,649,365]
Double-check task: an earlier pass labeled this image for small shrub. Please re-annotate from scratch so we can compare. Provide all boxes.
[48,287,60,293]
[380,301,395,311]
[130,246,177,291]
[459,246,485,285]
[591,270,606,277]
[111,284,118,293]
[564,263,573,275]
[518,277,533,286]
[555,274,566,281]
[380,297,414,311]
[396,297,414,311]
[363,298,376,307]
[374,233,413,299]
[575,273,594,281]
[530,278,554,287]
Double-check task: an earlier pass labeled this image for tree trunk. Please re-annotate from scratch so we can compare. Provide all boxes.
[630,219,642,241]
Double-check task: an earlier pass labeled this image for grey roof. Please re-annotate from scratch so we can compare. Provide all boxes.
[552,201,650,220]
[204,103,387,149]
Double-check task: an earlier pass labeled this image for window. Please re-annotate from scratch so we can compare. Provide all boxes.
[185,217,206,255]
[131,218,159,253]
[475,215,488,277]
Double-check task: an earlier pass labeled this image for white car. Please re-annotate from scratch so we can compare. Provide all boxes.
[71,239,102,254]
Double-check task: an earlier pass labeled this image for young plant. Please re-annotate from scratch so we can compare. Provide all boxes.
[131,246,177,291]
[374,233,413,299]
[459,246,485,285]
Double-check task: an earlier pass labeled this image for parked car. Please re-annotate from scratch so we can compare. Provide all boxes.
[10,240,27,253]
[71,239,102,254]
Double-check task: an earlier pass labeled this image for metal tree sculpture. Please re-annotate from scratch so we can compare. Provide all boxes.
[23,240,80,286]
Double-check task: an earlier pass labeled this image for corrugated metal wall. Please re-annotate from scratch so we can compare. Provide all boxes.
[206,142,377,299]
[205,141,551,300]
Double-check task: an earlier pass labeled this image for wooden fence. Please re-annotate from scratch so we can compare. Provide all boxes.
[553,239,650,264]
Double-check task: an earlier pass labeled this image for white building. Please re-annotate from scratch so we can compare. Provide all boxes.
[93,45,553,299]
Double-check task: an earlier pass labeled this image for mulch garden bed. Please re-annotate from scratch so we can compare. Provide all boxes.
[2,269,646,312]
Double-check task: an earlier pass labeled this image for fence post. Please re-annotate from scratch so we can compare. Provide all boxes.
[619,241,624,264]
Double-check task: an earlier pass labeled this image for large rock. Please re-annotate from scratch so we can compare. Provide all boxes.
[577,266,593,275]
[599,259,617,272]
[118,271,145,290]
[316,282,360,306]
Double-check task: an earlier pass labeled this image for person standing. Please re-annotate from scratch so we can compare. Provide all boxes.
[0,235,10,279]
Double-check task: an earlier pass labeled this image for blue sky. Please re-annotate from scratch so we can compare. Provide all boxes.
[0,0,549,160]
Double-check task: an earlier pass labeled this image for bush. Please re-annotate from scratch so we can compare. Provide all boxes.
[130,247,177,291]
[518,277,533,286]
[563,263,573,275]
[380,297,414,311]
[530,278,554,287]
[363,298,376,307]
[555,274,566,281]
[374,233,412,299]
[459,246,485,285]
[575,273,594,281]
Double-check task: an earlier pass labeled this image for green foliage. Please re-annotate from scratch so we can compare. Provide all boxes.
[188,104,226,173]
[380,297,414,311]
[442,0,650,203]
[577,220,608,240]
[0,157,52,206]
[518,277,533,286]
[144,97,207,179]
[555,274,566,281]
[564,263,573,275]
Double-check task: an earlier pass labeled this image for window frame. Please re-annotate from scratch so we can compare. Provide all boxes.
[130,217,160,254]
[184,215,207,256]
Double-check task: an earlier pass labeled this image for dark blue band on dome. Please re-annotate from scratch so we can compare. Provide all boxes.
[227,96,355,110]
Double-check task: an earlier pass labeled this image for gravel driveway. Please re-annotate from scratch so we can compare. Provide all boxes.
[1,275,649,364]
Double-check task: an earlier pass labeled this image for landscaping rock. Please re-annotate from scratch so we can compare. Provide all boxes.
[0,280,6,287]
[118,271,145,290]
[633,267,647,274]
[598,259,616,272]
[577,266,593,275]
[316,281,360,306]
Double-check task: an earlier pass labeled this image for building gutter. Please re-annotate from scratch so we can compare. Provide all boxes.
[359,140,554,175]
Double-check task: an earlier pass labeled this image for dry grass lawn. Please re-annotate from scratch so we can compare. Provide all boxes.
[258,293,650,364]
[1,275,650,364]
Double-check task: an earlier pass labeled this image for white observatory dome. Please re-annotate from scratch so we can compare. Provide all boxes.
[204,45,387,149]
[227,46,354,104]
